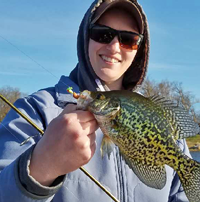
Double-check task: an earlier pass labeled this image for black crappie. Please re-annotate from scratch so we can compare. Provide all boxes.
[77,90,200,202]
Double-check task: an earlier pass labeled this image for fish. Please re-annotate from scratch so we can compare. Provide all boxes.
[77,90,200,202]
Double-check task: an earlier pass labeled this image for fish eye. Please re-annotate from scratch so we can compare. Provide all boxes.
[96,93,105,100]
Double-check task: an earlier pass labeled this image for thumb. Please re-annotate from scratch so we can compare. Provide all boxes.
[60,104,77,116]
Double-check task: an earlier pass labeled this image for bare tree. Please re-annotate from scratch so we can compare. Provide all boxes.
[141,77,200,124]
[0,86,25,122]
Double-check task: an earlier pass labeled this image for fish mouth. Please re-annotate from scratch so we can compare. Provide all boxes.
[77,90,93,110]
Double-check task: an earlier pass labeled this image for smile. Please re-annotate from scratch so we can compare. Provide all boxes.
[100,55,121,63]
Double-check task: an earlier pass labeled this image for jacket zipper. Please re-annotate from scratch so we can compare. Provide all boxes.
[115,147,125,202]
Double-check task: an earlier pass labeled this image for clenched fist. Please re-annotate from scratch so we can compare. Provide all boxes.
[29,104,98,186]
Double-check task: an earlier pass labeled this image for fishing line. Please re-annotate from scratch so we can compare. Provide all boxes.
[0,35,72,90]
[0,34,76,145]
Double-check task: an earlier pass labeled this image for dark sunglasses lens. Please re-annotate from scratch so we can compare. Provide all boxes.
[90,26,115,44]
[120,33,140,50]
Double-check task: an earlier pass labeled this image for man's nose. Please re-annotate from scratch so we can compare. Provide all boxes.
[106,36,120,53]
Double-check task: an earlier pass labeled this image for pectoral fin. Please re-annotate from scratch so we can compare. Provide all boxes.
[100,135,115,159]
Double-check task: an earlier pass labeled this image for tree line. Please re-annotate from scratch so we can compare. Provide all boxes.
[0,86,26,122]
[140,78,200,124]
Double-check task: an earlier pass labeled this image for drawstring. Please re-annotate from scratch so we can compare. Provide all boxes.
[95,78,111,92]
[95,78,106,92]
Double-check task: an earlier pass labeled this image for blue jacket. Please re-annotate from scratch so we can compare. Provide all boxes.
[0,76,190,202]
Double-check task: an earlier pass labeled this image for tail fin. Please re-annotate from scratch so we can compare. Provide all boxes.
[178,158,200,202]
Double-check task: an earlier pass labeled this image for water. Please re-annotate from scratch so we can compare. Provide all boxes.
[190,151,200,162]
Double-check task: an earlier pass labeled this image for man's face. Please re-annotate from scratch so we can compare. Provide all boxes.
[88,8,139,90]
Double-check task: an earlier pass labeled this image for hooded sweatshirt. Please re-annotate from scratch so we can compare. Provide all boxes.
[0,0,190,202]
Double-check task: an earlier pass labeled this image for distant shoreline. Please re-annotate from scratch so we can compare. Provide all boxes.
[189,149,200,152]
[187,142,200,152]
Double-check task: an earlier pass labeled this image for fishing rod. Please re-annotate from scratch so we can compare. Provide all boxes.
[0,94,120,202]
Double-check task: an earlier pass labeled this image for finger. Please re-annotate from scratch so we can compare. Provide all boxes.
[76,110,96,123]
[60,104,77,115]
[87,132,96,145]
[61,106,96,123]
[90,140,97,157]
[82,120,99,134]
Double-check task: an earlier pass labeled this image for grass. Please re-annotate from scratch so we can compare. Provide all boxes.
[186,135,200,151]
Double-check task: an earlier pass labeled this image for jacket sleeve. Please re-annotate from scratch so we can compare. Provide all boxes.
[168,139,191,202]
[0,94,64,202]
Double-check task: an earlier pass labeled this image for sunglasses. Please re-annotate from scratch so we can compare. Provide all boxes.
[89,24,143,50]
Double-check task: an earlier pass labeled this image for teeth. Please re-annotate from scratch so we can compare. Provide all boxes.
[101,55,119,63]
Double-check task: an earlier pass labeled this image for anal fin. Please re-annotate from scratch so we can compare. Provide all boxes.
[121,152,167,189]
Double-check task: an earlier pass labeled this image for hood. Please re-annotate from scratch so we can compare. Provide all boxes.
[69,0,150,92]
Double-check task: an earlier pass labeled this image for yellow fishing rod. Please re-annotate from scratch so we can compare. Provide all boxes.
[0,93,120,202]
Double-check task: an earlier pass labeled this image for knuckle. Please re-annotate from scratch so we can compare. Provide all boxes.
[82,150,92,162]
[62,114,77,128]
[78,140,89,150]
[72,131,81,140]
[62,114,72,124]
[76,141,92,162]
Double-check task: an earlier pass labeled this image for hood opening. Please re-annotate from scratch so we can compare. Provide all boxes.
[71,0,150,92]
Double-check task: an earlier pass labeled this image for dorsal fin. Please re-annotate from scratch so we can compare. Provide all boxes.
[149,95,178,108]
[149,95,200,139]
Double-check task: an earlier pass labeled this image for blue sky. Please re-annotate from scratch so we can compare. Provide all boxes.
[0,1,200,108]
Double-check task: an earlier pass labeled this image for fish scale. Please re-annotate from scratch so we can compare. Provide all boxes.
[77,90,200,202]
